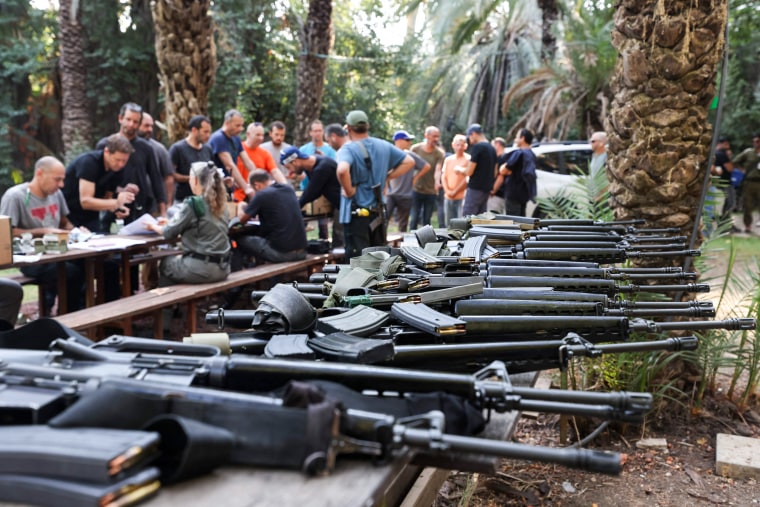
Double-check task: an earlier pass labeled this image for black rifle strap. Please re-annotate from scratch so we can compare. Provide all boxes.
[307,380,485,436]
[282,381,343,475]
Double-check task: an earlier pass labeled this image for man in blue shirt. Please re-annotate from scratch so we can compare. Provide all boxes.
[208,109,256,200]
[336,110,414,259]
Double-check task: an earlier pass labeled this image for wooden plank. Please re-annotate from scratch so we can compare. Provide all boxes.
[399,467,450,507]
[55,254,333,335]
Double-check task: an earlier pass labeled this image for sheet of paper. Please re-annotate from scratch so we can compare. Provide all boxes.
[12,254,42,263]
[119,214,158,236]
[69,236,147,251]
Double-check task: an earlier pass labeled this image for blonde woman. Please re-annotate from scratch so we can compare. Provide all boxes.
[147,162,231,286]
[441,134,470,222]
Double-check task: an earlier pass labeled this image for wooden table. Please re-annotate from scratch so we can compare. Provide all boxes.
[4,234,178,314]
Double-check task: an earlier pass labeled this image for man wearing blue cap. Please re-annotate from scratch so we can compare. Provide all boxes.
[459,123,497,216]
[281,146,343,248]
[337,111,415,259]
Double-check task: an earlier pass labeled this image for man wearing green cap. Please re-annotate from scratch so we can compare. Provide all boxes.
[337,110,415,259]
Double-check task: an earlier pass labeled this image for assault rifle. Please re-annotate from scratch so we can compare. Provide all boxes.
[0,373,623,476]
[456,315,754,342]
[456,297,715,318]
[494,247,700,263]
[486,275,710,296]
[382,333,700,373]
[474,288,715,316]
[226,327,700,374]
[483,265,699,282]
[0,338,653,424]
[491,215,648,230]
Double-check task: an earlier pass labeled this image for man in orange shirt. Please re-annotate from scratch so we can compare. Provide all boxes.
[234,122,286,202]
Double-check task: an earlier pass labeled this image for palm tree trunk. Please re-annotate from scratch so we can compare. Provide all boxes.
[151,0,215,143]
[607,0,727,262]
[537,0,558,61]
[59,0,92,161]
[293,0,333,146]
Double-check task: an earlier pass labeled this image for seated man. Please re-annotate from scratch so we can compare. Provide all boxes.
[0,156,86,313]
[0,278,23,329]
[281,146,343,248]
[233,169,307,265]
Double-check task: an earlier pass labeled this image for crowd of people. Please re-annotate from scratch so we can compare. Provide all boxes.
[1,100,618,320]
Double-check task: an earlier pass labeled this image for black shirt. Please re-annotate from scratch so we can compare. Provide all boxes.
[715,149,732,183]
[96,136,166,215]
[299,155,340,209]
[169,140,213,201]
[62,150,123,232]
[468,142,497,191]
[244,183,307,252]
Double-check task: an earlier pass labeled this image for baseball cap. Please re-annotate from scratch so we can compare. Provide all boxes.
[346,110,369,127]
[466,123,483,136]
[393,130,415,141]
[281,146,309,166]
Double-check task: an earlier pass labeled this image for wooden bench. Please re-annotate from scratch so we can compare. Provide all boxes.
[56,253,334,339]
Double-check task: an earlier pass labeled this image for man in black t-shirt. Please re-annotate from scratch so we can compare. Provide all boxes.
[499,129,537,217]
[712,136,738,230]
[234,170,307,264]
[63,134,135,232]
[461,123,497,216]
[95,103,167,223]
[169,115,214,204]
[281,147,343,248]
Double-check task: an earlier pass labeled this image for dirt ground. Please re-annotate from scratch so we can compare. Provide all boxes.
[434,373,760,506]
[434,231,760,507]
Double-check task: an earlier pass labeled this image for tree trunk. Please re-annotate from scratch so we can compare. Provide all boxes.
[59,0,92,161]
[537,0,558,62]
[151,0,215,143]
[293,0,332,146]
[607,0,727,262]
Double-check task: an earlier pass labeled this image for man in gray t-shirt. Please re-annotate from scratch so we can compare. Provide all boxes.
[385,130,428,232]
[0,156,85,313]
[387,131,426,232]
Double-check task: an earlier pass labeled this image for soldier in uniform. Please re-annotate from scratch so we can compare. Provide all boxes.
[146,163,231,286]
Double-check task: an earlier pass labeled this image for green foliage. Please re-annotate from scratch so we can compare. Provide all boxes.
[0,1,55,192]
[502,1,615,139]
[536,159,613,221]
[209,0,408,141]
[718,0,760,147]
[80,0,160,139]
[399,0,541,140]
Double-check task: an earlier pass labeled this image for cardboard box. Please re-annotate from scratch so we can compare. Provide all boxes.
[226,202,240,219]
[301,195,333,217]
[0,216,11,266]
